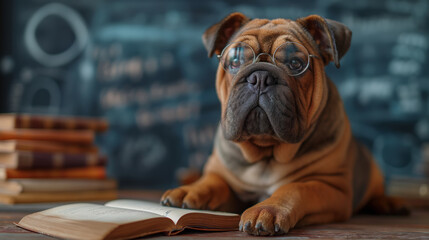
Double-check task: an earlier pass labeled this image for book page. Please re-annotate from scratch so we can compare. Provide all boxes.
[17,203,175,240]
[0,140,16,152]
[105,199,238,225]
[0,114,15,130]
[33,203,166,224]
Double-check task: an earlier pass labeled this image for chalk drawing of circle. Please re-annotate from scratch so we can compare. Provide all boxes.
[24,3,89,67]
[23,77,62,111]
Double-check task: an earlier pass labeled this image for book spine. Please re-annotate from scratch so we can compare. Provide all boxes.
[0,129,94,144]
[2,166,106,179]
[15,115,108,132]
[16,179,117,193]
[0,190,117,204]
[15,151,107,169]
[15,140,98,154]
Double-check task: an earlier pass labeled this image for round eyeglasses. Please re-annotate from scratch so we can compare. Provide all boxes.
[217,41,316,76]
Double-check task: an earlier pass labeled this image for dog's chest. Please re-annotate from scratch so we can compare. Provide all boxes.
[214,127,295,201]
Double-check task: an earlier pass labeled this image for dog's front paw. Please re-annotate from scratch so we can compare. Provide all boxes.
[239,204,296,236]
[161,173,232,211]
[161,185,210,209]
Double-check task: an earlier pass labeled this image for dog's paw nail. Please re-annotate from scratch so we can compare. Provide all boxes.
[256,222,264,230]
[161,199,171,206]
[244,221,252,232]
[274,223,285,235]
[255,222,264,235]
[274,223,280,233]
[181,203,188,209]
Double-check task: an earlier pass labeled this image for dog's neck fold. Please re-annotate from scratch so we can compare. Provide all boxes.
[236,134,304,164]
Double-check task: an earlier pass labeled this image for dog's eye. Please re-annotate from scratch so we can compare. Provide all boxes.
[224,47,246,74]
[274,42,310,76]
[220,42,255,75]
[287,58,304,71]
[227,55,243,74]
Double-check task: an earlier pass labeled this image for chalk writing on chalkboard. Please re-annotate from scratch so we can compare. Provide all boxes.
[1,0,428,188]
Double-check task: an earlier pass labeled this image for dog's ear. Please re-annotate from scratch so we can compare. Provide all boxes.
[202,12,250,58]
[297,15,352,68]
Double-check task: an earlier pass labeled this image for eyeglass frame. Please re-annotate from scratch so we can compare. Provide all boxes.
[217,41,318,77]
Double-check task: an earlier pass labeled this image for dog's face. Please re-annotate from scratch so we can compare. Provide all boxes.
[203,13,351,147]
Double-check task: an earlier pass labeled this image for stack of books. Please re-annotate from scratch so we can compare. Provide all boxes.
[0,114,117,204]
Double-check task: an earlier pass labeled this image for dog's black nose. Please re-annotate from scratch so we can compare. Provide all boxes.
[246,71,277,92]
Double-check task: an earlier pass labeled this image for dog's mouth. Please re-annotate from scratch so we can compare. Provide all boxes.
[221,63,304,144]
[243,106,275,137]
[223,93,295,143]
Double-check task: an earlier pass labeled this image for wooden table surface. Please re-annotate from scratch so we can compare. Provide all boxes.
[0,190,428,240]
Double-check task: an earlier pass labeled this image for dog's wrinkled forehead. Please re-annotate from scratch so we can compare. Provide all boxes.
[203,13,352,69]
[231,18,312,53]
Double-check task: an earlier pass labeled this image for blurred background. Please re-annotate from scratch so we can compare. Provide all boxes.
[0,0,428,192]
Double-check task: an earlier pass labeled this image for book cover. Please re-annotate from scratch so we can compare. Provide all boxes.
[0,114,108,132]
[0,151,107,169]
[0,190,117,204]
[0,166,106,180]
[0,179,117,195]
[0,140,98,154]
[0,129,94,144]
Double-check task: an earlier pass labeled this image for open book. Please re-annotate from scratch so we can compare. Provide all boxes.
[17,199,240,240]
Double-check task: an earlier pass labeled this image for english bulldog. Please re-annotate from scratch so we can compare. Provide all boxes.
[161,13,408,236]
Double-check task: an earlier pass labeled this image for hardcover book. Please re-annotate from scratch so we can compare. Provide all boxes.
[0,189,117,204]
[0,166,106,180]
[0,151,106,169]
[0,140,98,154]
[17,199,240,240]
[0,129,94,144]
[0,114,108,132]
[0,179,117,195]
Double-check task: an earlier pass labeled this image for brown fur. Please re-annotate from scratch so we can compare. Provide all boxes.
[161,13,409,236]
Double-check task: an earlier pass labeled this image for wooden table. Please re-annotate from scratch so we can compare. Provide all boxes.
[0,190,428,239]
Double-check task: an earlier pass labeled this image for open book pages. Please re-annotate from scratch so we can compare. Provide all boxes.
[17,199,240,240]
[36,203,164,223]
[105,199,238,225]
[17,203,175,240]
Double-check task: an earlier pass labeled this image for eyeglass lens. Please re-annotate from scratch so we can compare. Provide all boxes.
[220,42,310,76]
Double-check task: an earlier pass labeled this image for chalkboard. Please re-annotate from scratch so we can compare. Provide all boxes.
[1,0,428,188]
